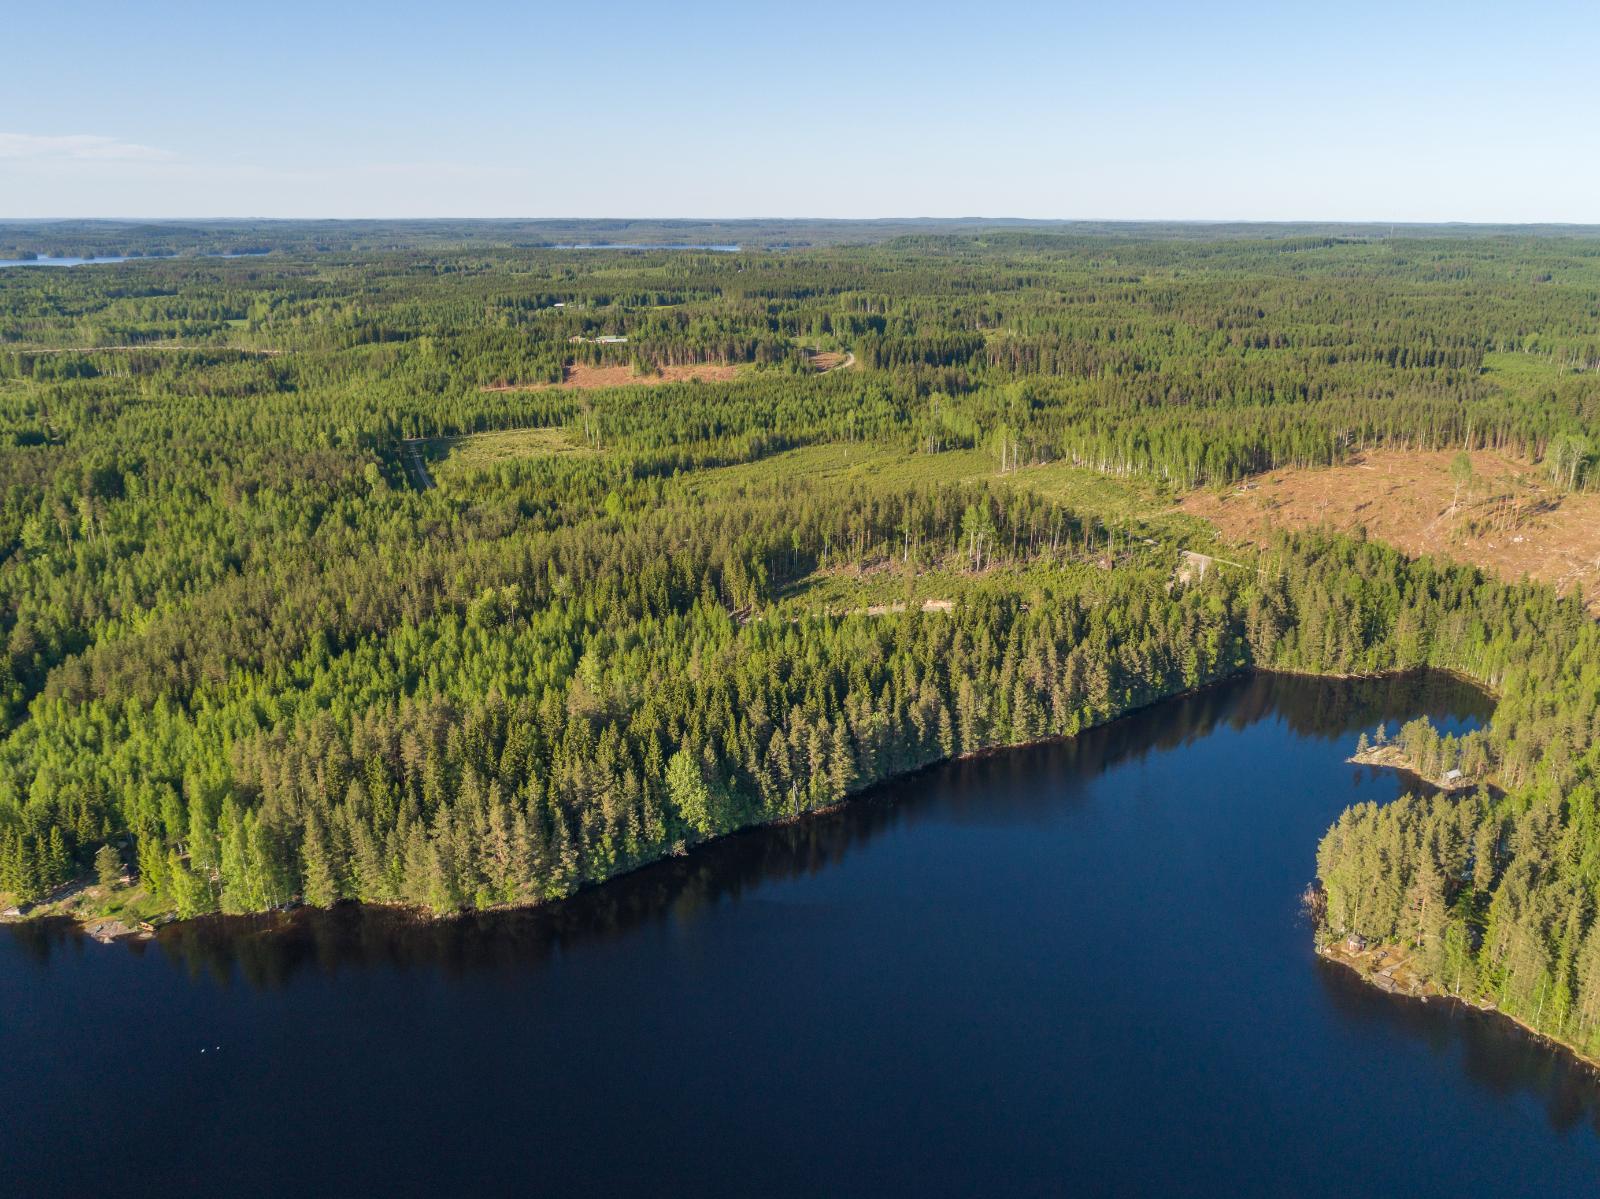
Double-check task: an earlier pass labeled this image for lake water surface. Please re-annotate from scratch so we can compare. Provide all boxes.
[3,672,1597,1197]
[0,252,271,268]
[0,255,147,268]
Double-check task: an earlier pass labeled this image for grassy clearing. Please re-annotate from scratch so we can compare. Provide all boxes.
[773,560,1155,615]
[428,426,596,482]
[1006,459,1207,541]
[2,879,170,928]
[1481,348,1584,388]
[694,442,1213,545]
[690,442,1214,613]
[776,565,969,614]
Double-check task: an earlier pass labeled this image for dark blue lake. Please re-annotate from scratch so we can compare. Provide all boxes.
[3,671,1596,1197]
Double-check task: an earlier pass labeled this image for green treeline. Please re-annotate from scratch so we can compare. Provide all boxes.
[1315,771,1600,1057]
[0,452,1257,912]
[1313,568,1600,1056]
[3,234,1598,492]
[12,218,1592,261]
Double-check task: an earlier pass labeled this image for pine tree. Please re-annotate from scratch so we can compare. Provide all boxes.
[300,813,338,908]
[1411,856,1449,979]
[666,749,715,837]
[94,843,123,889]
[1574,923,1600,1052]
[45,827,71,893]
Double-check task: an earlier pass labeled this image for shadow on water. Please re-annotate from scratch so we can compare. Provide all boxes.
[8,669,1493,991]
[1315,958,1600,1137]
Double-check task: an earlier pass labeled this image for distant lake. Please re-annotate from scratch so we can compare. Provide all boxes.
[4,671,1597,1197]
[0,252,270,268]
[0,255,147,267]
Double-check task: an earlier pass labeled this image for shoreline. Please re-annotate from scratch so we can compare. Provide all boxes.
[1345,743,1479,792]
[9,669,1262,940]
[4,664,1488,944]
[1316,939,1600,1079]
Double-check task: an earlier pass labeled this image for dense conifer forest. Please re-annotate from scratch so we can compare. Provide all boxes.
[1,225,1598,1059]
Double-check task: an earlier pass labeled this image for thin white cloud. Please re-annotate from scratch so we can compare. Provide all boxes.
[0,133,174,162]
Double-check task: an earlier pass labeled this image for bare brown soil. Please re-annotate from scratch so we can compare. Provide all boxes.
[810,352,843,370]
[1319,938,1433,996]
[860,599,954,616]
[482,362,741,392]
[1181,450,1600,613]
[801,348,855,372]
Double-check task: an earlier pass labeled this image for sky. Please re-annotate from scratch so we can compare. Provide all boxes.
[3,0,1597,222]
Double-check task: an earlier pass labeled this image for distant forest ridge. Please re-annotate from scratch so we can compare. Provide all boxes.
[6,217,1600,259]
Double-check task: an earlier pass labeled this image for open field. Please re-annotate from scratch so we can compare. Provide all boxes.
[688,443,1212,612]
[423,426,596,481]
[1181,449,1600,612]
[482,362,744,391]
[691,443,1205,540]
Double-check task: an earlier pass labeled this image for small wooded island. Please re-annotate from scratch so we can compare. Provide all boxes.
[0,222,1598,1073]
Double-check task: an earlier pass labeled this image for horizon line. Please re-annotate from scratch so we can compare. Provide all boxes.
[3,215,1600,228]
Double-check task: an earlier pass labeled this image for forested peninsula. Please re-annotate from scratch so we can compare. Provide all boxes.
[1,225,1598,1064]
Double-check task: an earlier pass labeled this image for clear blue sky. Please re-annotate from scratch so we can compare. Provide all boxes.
[3,0,1595,221]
